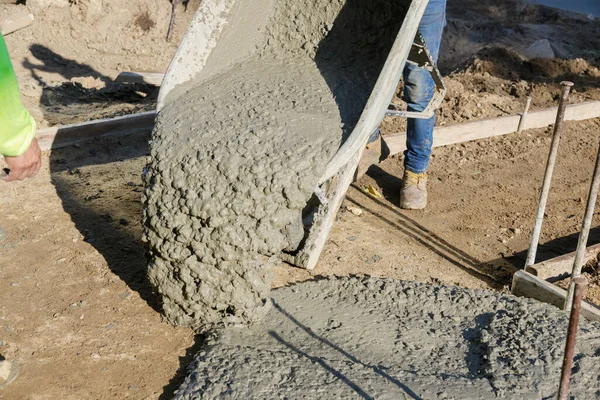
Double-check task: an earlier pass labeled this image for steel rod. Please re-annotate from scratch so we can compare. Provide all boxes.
[525,82,574,268]
[564,139,600,311]
[558,276,587,400]
[167,0,181,41]
[517,96,532,133]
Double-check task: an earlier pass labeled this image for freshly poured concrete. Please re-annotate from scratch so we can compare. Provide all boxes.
[175,277,600,399]
[144,0,408,331]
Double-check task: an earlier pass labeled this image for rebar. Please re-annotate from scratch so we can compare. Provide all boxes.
[167,0,181,41]
[558,276,588,400]
[564,138,600,311]
[517,96,532,133]
[525,82,574,268]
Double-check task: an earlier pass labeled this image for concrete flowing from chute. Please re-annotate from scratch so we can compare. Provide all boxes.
[143,0,409,331]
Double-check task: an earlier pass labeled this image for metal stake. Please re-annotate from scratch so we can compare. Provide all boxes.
[558,276,588,400]
[517,96,532,133]
[564,139,600,311]
[525,82,574,268]
[167,0,182,41]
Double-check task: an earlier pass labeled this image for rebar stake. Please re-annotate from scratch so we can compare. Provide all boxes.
[558,276,588,400]
[564,138,600,311]
[167,0,181,41]
[517,96,532,133]
[525,82,574,268]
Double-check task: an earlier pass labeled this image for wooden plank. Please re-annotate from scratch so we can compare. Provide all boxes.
[1,10,34,36]
[384,101,600,156]
[294,151,360,270]
[114,72,164,86]
[35,111,156,151]
[526,243,600,281]
[511,270,600,322]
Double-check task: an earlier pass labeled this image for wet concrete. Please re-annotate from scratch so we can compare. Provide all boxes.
[143,0,409,331]
[175,277,600,399]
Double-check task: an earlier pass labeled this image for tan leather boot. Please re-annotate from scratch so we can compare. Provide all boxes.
[400,171,427,210]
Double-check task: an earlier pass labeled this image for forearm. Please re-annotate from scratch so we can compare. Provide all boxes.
[0,35,36,157]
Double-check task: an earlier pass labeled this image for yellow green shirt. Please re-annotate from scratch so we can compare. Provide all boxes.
[0,34,36,157]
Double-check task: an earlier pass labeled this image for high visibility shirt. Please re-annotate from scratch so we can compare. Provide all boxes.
[0,34,36,157]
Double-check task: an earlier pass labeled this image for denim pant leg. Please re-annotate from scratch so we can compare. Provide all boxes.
[403,0,446,174]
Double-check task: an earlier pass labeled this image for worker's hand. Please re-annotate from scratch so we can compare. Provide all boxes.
[1,138,42,182]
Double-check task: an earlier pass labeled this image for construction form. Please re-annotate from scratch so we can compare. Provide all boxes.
[2,0,600,398]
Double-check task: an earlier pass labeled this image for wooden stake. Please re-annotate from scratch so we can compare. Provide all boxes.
[383,100,600,157]
[1,10,34,36]
[511,271,600,322]
[517,96,532,133]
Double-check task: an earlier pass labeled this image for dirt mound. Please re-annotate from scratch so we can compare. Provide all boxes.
[470,47,600,83]
[440,0,600,73]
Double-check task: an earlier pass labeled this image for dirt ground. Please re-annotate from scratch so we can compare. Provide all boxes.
[1,0,600,399]
[2,0,200,127]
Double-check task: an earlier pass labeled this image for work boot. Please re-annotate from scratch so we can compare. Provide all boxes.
[0,360,18,389]
[400,170,427,210]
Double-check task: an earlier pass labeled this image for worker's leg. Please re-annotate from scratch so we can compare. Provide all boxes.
[400,0,446,209]
[403,0,446,174]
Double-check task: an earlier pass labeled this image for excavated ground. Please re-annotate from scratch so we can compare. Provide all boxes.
[175,277,600,399]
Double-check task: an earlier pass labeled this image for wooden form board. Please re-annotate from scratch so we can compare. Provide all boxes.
[12,99,599,160]
[294,151,360,270]
[383,101,600,156]
[1,10,34,36]
[512,270,600,322]
[114,72,164,86]
[526,242,600,281]
[36,111,156,152]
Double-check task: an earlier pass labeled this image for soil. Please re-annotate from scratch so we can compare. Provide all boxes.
[1,0,600,398]
[1,0,200,127]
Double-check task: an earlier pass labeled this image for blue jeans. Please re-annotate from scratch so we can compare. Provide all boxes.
[403,0,446,174]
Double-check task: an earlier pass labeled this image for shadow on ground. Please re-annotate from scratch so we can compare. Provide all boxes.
[352,165,509,287]
[363,163,600,286]
[47,109,206,399]
[49,133,157,309]
[158,334,205,400]
[22,45,157,126]
[270,299,423,400]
